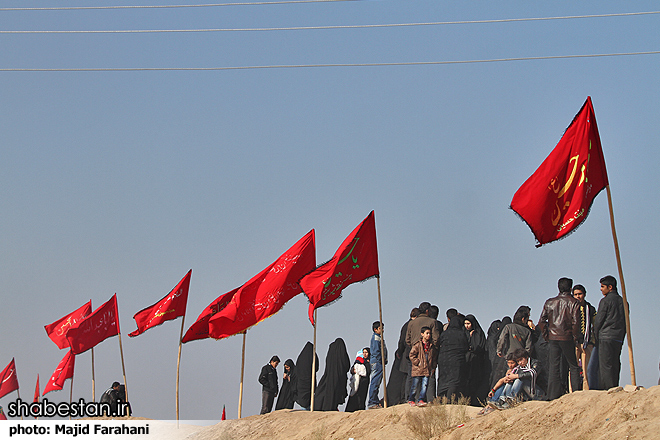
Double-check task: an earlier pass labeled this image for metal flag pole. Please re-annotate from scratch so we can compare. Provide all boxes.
[310,309,317,412]
[176,315,186,426]
[605,184,636,385]
[376,276,388,408]
[238,331,247,418]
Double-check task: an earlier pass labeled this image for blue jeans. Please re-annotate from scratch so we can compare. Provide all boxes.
[408,376,429,402]
[489,386,505,402]
[368,362,383,406]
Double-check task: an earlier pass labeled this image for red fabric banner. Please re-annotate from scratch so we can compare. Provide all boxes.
[66,294,120,355]
[129,270,192,337]
[34,374,40,403]
[221,405,226,420]
[511,97,609,247]
[208,230,316,339]
[0,358,19,399]
[299,211,379,325]
[43,350,75,395]
[44,301,92,350]
[181,287,239,343]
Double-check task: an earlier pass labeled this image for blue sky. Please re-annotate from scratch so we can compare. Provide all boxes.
[1,0,659,420]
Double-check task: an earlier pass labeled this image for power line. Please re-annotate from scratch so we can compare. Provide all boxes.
[1,10,659,34]
[0,0,355,11]
[2,50,658,72]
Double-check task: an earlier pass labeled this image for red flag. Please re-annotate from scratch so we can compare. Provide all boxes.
[181,287,239,343]
[0,358,19,399]
[511,97,609,247]
[33,375,40,403]
[299,211,379,325]
[129,270,192,337]
[208,230,316,339]
[43,350,75,395]
[221,405,226,420]
[44,301,92,350]
[66,294,120,355]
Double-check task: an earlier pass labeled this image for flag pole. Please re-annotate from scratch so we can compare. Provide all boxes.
[176,315,186,426]
[17,389,23,420]
[91,348,96,402]
[69,375,74,420]
[376,276,388,408]
[311,309,317,412]
[238,330,246,419]
[605,185,636,385]
[117,332,129,404]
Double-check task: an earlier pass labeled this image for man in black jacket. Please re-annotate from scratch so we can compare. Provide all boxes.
[538,277,581,400]
[259,356,280,414]
[594,275,626,390]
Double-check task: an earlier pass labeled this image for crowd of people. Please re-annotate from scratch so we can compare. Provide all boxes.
[257,275,627,415]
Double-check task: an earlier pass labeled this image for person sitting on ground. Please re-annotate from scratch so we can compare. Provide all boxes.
[487,353,519,403]
[408,326,437,407]
[491,348,538,409]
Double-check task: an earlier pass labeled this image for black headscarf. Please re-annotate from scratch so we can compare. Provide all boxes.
[313,338,351,411]
[295,342,319,409]
[275,359,297,410]
[464,314,489,405]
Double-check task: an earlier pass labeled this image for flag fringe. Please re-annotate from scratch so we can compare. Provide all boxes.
[509,186,605,247]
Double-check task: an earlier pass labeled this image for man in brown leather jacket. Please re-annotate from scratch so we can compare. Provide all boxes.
[537,277,581,400]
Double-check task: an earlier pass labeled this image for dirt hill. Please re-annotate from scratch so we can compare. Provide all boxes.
[187,385,660,440]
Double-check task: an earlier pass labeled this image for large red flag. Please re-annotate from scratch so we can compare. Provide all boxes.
[0,358,19,399]
[208,230,316,339]
[129,270,191,337]
[43,350,75,395]
[511,97,609,247]
[33,375,40,403]
[181,287,239,343]
[66,294,120,355]
[299,211,379,325]
[44,301,93,350]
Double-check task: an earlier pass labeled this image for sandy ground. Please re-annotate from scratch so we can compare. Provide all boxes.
[183,385,660,440]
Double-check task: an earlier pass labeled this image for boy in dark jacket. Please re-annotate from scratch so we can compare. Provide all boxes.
[407,327,437,406]
[258,355,280,414]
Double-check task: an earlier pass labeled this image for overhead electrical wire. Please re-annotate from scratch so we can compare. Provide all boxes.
[0,0,355,11]
[1,50,658,72]
[1,11,659,34]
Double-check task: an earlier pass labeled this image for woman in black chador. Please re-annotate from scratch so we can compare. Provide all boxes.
[314,338,351,411]
[437,315,469,402]
[275,359,297,410]
[488,316,511,389]
[464,314,489,406]
[295,342,319,410]
[345,348,371,412]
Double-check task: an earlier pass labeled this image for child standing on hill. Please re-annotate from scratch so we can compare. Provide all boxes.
[368,321,388,409]
[408,326,437,406]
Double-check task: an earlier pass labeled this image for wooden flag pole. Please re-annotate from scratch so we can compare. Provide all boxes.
[376,277,388,408]
[605,185,636,385]
[91,348,96,402]
[238,331,247,419]
[17,389,23,420]
[69,375,74,420]
[176,315,186,425]
[310,309,317,412]
[117,332,129,403]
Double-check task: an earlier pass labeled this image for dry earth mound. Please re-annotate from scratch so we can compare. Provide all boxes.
[188,385,660,440]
